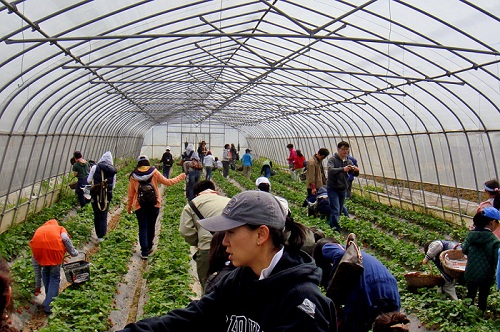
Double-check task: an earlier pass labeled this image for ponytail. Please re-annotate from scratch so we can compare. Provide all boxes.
[283,215,307,252]
[264,214,306,252]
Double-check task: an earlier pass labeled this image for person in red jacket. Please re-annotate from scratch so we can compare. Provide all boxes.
[30,219,79,314]
[292,149,306,182]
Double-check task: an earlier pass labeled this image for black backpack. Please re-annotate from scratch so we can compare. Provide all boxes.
[164,156,173,167]
[163,152,173,167]
[138,177,157,207]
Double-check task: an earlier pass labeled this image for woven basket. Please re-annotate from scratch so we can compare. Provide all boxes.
[440,249,467,280]
[404,264,444,288]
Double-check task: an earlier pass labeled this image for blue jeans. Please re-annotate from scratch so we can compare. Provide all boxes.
[205,166,213,181]
[135,207,160,256]
[342,205,349,217]
[327,188,345,231]
[163,166,172,178]
[42,265,61,313]
[187,170,201,200]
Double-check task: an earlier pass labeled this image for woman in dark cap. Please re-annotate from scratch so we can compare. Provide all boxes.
[120,191,337,332]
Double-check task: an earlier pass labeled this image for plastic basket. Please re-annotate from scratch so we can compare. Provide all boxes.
[440,249,467,280]
[404,264,444,289]
[63,253,90,285]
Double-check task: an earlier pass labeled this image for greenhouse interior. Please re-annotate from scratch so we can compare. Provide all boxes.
[0,1,499,331]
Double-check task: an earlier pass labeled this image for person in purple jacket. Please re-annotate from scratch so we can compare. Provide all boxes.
[313,238,400,332]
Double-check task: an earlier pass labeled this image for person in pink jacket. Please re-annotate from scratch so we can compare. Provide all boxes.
[127,155,186,259]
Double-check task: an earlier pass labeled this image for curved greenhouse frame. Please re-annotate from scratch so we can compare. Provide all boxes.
[0,0,499,230]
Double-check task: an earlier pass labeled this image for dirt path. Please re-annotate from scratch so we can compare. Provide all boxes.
[109,185,202,330]
[108,230,152,330]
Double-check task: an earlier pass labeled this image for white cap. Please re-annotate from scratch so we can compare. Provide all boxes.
[166,146,171,151]
[255,176,270,187]
[137,155,149,162]
[275,196,289,212]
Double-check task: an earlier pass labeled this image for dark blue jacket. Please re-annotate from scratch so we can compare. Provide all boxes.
[322,243,399,332]
[120,250,337,332]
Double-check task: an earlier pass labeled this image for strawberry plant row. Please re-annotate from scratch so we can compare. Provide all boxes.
[211,170,243,198]
[0,158,134,261]
[345,202,456,246]
[350,195,468,239]
[340,215,423,268]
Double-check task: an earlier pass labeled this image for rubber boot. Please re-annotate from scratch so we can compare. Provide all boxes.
[442,279,459,301]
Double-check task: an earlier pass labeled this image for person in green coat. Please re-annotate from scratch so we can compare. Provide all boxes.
[462,207,500,311]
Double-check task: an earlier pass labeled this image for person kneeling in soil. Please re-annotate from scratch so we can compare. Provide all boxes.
[30,219,79,314]
[120,191,337,332]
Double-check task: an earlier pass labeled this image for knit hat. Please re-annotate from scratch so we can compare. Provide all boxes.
[137,155,149,162]
[199,191,287,232]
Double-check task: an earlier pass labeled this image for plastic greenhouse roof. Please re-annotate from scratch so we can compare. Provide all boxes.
[0,0,499,138]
